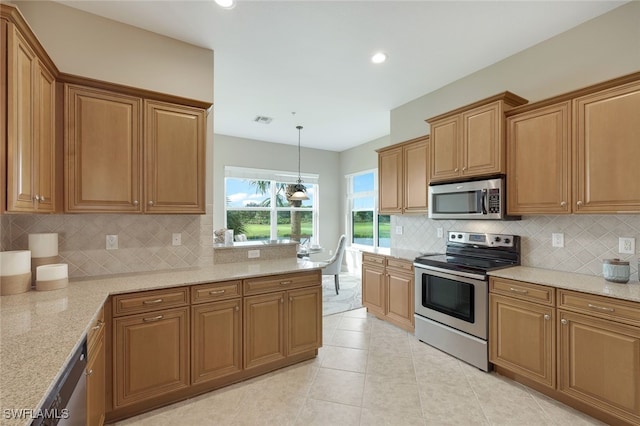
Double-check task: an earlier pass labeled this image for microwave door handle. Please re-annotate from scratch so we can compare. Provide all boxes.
[481,189,488,215]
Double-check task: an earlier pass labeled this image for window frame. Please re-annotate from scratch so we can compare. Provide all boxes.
[346,169,389,249]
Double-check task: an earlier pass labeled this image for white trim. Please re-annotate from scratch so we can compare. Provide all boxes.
[225,165,319,184]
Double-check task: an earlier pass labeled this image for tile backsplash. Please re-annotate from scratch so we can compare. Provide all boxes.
[392,214,640,282]
[0,205,214,278]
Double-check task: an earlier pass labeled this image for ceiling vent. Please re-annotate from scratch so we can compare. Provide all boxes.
[253,115,273,124]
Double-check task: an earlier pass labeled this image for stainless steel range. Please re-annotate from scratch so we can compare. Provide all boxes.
[413,231,520,371]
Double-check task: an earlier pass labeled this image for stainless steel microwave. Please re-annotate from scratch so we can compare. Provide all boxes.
[428,176,519,220]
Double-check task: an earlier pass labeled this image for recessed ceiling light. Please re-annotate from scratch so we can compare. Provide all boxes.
[371,52,387,64]
[215,0,236,10]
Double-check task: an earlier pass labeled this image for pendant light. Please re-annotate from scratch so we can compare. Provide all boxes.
[289,125,309,201]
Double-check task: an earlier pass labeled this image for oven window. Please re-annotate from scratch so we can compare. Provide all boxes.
[421,274,474,323]
[432,191,480,214]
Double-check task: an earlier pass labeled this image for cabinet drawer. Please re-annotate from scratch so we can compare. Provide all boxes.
[558,289,640,327]
[490,277,555,306]
[87,306,105,352]
[362,253,386,266]
[112,287,189,317]
[191,280,242,304]
[243,271,321,296]
[386,258,413,273]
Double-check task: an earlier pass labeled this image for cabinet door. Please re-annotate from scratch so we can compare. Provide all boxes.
[463,101,504,177]
[113,307,189,407]
[288,286,322,356]
[403,137,429,213]
[87,326,106,426]
[191,299,242,384]
[558,310,640,424]
[507,102,571,214]
[65,85,142,212]
[429,115,460,182]
[6,24,36,211]
[244,292,286,369]
[386,269,414,330]
[489,294,555,389]
[144,100,205,214]
[573,81,640,213]
[362,263,386,317]
[34,61,56,212]
[378,146,403,214]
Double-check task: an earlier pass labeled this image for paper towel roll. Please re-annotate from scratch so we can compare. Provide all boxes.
[0,250,31,276]
[28,233,58,258]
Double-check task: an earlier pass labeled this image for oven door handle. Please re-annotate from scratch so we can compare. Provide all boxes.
[413,264,487,281]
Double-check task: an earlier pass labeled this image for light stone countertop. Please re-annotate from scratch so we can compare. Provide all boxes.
[0,258,321,426]
[359,247,438,262]
[489,266,640,303]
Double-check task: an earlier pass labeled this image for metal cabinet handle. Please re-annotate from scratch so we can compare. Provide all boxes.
[39,195,45,202]
[454,168,459,172]
[280,298,284,304]
[560,201,567,207]
[289,296,293,302]
[509,287,528,295]
[235,306,239,311]
[544,314,550,320]
[91,320,104,331]
[143,315,164,322]
[462,167,467,171]
[576,200,583,206]
[148,201,154,206]
[587,303,615,313]
[143,298,163,305]
[133,200,139,206]
[86,369,94,376]
[280,280,292,285]
[561,319,567,325]
[33,194,40,202]
[209,289,225,295]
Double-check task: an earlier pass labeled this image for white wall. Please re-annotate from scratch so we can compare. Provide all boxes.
[214,134,342,254]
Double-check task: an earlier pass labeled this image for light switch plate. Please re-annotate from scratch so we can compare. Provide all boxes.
[248,249,260,258]
[395,226,403,235]
[172,233,182,246]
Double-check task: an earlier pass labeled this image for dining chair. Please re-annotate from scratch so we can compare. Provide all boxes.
[319,235,347,294]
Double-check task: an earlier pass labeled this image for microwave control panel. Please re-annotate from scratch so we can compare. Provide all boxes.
[488,188,500,214]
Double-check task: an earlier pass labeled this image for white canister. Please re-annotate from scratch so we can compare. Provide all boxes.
[602,259,630,283]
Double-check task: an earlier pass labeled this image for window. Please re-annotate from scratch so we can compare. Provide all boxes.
[224,167,318,243]
[347,170,390,248]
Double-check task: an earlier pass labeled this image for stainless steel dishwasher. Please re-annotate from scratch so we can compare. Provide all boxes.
[33,339,87,426]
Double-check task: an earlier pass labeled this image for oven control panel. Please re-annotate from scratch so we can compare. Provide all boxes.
[448,231,516,248]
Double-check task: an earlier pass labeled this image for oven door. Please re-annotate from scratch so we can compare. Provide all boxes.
[414,266,488,340]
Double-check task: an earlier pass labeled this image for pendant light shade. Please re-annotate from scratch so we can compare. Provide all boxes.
[290,125,309,201]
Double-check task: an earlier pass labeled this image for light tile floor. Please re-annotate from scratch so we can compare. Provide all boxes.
[113,308,605,426]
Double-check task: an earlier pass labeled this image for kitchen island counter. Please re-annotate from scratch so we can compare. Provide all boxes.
[0,258,321,426]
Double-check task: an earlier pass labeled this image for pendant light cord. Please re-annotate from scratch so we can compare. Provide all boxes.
[297,125,303,183]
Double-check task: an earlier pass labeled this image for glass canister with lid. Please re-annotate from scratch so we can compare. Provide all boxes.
[602,258,630,283]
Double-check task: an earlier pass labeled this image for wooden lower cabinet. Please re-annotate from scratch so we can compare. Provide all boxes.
[489,293,555,388]
[191,299,242,384]
[362,253,414,331]
[87,319,106,426]
[288,286,322,356]
[558,309,640,425]
[113,307,190,408]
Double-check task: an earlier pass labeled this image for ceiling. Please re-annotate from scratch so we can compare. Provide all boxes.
[56,1,625,152]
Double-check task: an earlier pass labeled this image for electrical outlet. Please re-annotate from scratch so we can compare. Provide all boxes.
[395,226,403,235]
[552,233,564,248]
[248,249,260,258]
[172,233,182,246]
[619,237,635,254]
[437,228,444,238]
[106,234,118,250]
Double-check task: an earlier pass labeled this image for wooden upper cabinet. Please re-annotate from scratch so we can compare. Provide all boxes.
[378,145,403,214]
[507,102,571,214]
[378,135,429,215]
[65,84,142,212]
[5,22,57,213]
[144,100,205,214]
[573,80,640,213]
[427,92,527,183]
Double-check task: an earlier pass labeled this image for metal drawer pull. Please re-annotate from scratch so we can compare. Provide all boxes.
[86,369,93,376]
[143,298,164,305]
[280,280,292,285]
[280,298,284,304]
[561,319,567,325]
[143,315,164,322]
[587,303,615,313]
[509,287,528,294]
[235,306,239,311]
[91,320,104,331]
[544,314,550,320]
[209,289,226,295]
